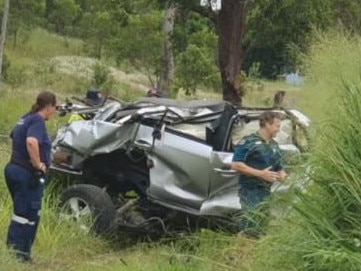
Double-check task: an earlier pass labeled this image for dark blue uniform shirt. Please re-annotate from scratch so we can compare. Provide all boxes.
[232,132,283,189]
[10,113,51,170]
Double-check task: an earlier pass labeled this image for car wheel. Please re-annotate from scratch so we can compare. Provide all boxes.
[60,184,116,235]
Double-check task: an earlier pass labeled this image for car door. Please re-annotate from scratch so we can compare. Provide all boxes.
[200,112,242,216]
[135,123,213,211]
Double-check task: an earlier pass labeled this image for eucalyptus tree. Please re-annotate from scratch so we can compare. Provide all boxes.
[161,0,250,105]
[157,1,176,96]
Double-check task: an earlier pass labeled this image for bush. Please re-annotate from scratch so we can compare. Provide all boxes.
[5,65,28,87]
[253,30,361,271]
[92,62,109,87]
[90,62,118,94]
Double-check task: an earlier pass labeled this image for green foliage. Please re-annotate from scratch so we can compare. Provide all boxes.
[34,59,57,85]
[175,44,220,95]
[81,11,115,58]
[91,62,117,93]
[172,11,214,54]
[248,62,261,79]
[331,0,361,33]
[111,11,164,83]
[10,28,83,59]
[2,0,361,94]
[7,0,46,48]
[5,65,28,87]
[31,58,90,95]
[245,0,333,77]
[173,12,220,95]
[0,90,32,133]
[47,0,81,35]
[253,30,361,271]
[92,62,109,87]
[1,54,11,82]
[111,81,145,102]
[80,0,131,58]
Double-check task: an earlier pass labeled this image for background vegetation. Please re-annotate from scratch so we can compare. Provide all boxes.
[249,31,361,271]
[2,0,361,96]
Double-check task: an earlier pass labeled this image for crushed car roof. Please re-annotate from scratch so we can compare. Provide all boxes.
[135,97,227,111]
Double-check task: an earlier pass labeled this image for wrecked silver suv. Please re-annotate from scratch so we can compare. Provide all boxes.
[51,98,310,235]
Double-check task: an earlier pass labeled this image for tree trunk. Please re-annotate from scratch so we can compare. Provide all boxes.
[216,0,248,106]
[13,28,18,50]
[97,41,102,59]
[0,0,10,86]
[158,2,176,97]
[45,0,54,19]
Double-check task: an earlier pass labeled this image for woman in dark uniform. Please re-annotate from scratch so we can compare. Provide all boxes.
[4,91,57,262]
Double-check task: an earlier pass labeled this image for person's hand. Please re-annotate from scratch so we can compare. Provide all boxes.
[277,170,287,182]
[37,162,47,173]
[258,166,279,183]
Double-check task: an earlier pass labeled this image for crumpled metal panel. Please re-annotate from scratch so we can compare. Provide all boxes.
[138,124,213,209]
[199,188,242,215]
[202,151,241,216]
[57,120,136,156]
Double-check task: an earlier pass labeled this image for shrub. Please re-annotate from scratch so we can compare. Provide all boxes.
[253,30,361,271]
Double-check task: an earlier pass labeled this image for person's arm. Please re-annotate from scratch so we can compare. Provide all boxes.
[26,117,47,172]
[231,162,280,183]
[26,137,46,172]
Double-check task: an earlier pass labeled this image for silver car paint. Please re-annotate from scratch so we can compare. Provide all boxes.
[52,102,310,218]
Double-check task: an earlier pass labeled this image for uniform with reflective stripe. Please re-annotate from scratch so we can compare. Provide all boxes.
[4,163,44,261]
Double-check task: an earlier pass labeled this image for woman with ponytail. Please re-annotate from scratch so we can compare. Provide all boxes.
[4,90,57,262]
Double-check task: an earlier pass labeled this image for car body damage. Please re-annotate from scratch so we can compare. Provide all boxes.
[51,97,311,235]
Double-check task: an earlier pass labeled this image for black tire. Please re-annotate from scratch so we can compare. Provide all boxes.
[60,184,116,235]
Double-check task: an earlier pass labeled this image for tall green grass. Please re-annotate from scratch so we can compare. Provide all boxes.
[252,31,361,271]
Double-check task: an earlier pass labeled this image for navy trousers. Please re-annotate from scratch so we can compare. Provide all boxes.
[4,163,44,261]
